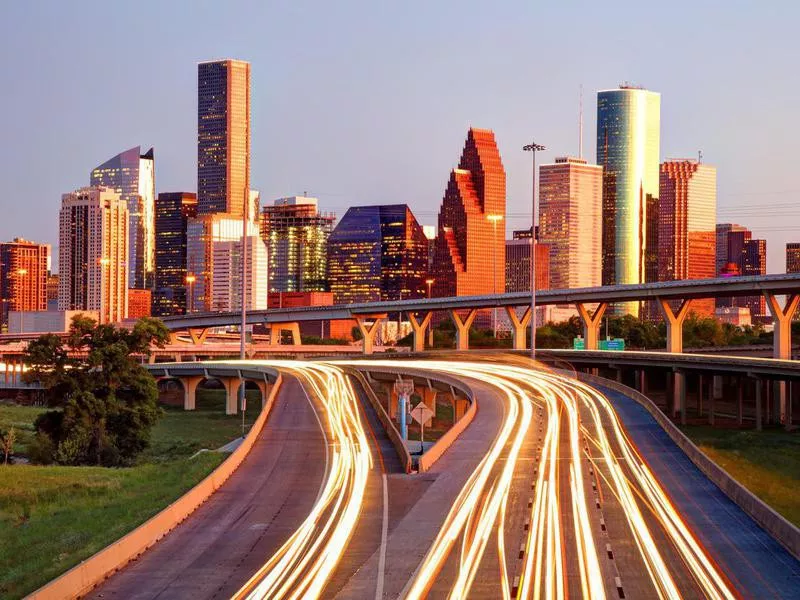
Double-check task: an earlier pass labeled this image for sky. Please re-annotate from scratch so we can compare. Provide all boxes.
[1,0,799,273]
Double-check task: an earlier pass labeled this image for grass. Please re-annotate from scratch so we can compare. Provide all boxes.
[0,403,46,454]
[0,388,261,599]
[680,425,800,527]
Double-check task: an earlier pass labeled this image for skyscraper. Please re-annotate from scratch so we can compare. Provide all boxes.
[716,224,767,321]
[90,146,155,289]
[260,196,334,293]
[715,223,749,276]
[538,156,602,290]
[328,204,428,304]
[431,128,506,298]
[597,86,661,315]
[505,240,550,293]
[742,238,767,321]
[787,243,800,274]
[58,187,128,323]
[0,238,50,330]
[153,192,197,316]
[197,59,251,217]
[658,159,717,315]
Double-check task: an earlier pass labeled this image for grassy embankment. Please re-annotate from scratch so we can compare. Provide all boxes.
[0,388,261,599]
[680,425,800,527]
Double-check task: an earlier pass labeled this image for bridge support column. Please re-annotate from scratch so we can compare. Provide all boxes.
[408,312,432,353]
[269,322,301,346]
[637,369,647,394]
[183,376,203,411]
[505,306,531,351]
[450,309,478,351]
[658,298,691,353]
[698,374,704,419]
[255,379,272,408]
[754,377,763,431]
[356,314,387,355]
[672,369,686,425]
[575,302,608,350]
[219,377,238,415]
[737,381,744,425]
[713,375,723,400]
[188,328,210,346]
[765,292,799,427]
[415,386,436,426]
[454,396,469,421]
[148,354,156,365]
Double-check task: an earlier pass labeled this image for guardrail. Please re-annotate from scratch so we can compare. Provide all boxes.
[417,385,477,473]
[576,371,800,561]
[28,372,283,600]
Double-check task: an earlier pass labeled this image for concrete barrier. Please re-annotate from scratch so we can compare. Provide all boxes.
[28,373,284,600]
[576,371,800,561]
[347,368,413,474]
[417,386,477,473]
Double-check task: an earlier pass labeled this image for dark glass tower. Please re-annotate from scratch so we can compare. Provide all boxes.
[327,205,428,304]
[153,192,198,316]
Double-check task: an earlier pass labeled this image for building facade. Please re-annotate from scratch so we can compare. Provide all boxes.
[127,289,152,319]
[0,238,50,330]
[658,160,717,316]
[597,86,661,316]
[90,146,155,289]
[786,243,800,273]
[260,196,334,293]
[153,192,198,316]
[505,240,550,293]
[716,224,767,321]
[431,128,506,298]
[328,204,428,304]
[538,156,602,290]
[58,187,129,323]
[197,59,250,217]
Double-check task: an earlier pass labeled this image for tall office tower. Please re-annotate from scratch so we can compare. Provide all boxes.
[787,243,800,273]
[715,223,749,276]
[153,192,197,316]
[742,238,767,321]
[328,204,428,304]
[431,128,506,299]
[538,157,602,290]
[260,196,334,293]
[90,146,155,289]
[58,187,129,323]
[210,235,269,311]
[505,240,550,293]
[658,160,717,316]
[597,86,661,316]
[0,238,50,330]
[716,224,767,320]
[185,213,265,312]
[197,59,251,217]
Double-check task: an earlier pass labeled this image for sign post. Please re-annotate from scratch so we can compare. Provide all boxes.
[410,402,435,454]
[394,380,414,441]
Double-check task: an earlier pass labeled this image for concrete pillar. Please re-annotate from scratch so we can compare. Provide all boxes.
[789,382,794,428]
[408,312,432,353]
[505,306,531,351]
[188,328,209,345]
[673,369,686,425]
[658,298,692,353]
[754,377,763,431]
[774,381,786,425]
[698,374,704,418]
[219,377,238,415]
[269,322,302,346]
[639,369,647,395]
[615,367,623,383]
[713,375,723,400]
[355,314,387,355]
[737,381,744,426]
[148,354,156,365]
[454,396,469,421]
[173,353,183,362]
[255,380,271,408]
[416,386,436,426]
[575,302,608,350]
[183,376,203,411]
[765,292,799,426]
[450,309,478,351]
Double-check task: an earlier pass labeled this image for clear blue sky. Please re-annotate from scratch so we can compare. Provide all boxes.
[1,1,798,273]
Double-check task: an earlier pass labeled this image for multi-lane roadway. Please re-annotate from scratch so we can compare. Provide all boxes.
[89,357,799,599]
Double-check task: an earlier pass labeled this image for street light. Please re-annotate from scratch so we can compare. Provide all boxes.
[425,278,435,346]
[487,214,504,338]
[185,274,196,314]
[98,258,111,324]
[522,141,546,360]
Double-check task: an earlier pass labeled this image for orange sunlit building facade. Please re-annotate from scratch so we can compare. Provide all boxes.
[0,238,50,331]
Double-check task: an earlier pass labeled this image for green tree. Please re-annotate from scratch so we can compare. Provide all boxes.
[24,316,170,466]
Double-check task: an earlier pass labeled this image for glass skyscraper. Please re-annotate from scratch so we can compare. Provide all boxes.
[90,146,155,290]
[197,59,251,218]
[597,86,660,316]
[328,204,428,304]
[153,192,197,316]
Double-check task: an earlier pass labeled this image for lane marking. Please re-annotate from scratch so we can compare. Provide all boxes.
[375,473,389,600]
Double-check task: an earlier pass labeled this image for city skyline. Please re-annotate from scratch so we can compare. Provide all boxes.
[2,3,799,275]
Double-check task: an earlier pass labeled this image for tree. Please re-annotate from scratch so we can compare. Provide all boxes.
[24,316,170,466]
[1,427,16,465]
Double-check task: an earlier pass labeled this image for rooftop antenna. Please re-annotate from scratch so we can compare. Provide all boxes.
[698,150,703,163]
[579,84,584,159]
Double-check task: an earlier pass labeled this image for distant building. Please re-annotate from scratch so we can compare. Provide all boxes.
[58,187,128,323]
[127,289,152,319]
[786,243,800,273]
[153,192,197,316]
[198,59,251,217]
[716,306,752,327]
[597,86,661,316]
[46,274,59,311]
[658,160,717,316]
[8,310,99,334]
[505,239,550,293]
[90,146,155,289]
[267,291,353,340]
[538,156,602,290]
[328,204,428,304]
[211,235,269,311]
[0,238,50,331]
[716,224,767,321]
[716,223,750,276]
[260,196,334,293]
[742,238,767,321]
[431,128,506,299]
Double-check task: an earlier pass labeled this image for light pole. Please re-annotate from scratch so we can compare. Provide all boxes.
[99,257,111,324]
[522,141,546,360]
[487,214,503,338]
[239,188,248,437]
[425,278,434,346]
[185,274,196,314]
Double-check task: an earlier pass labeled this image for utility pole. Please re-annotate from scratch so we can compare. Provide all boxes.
[239,187,248,437]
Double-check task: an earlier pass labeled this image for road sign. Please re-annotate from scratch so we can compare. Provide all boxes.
[410,402,434,426]
[599,338,625,351]
[573,337,585,350]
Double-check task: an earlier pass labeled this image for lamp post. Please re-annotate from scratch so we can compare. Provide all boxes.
[99,257,111,324]
[522,141,546,360]
[487,214,504,338]
[185,274,196,314]
[425,278,434,346]
[239,188,248,437]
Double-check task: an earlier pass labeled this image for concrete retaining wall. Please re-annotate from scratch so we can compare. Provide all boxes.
[28,373,284,600]
[418,387,477,473]
[576,371,800,561]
